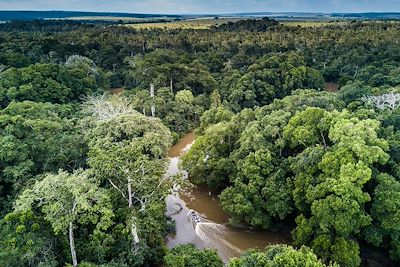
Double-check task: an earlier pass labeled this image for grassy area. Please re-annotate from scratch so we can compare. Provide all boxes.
[127,18,352,30]
[65,16,176,23]
[127,18,240,30]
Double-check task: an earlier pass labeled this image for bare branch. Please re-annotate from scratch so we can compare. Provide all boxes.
[83,94,138,120]
[108,179,128,200]
[362,92,400,110]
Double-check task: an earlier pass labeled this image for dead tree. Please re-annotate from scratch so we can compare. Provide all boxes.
[362,92,400,110]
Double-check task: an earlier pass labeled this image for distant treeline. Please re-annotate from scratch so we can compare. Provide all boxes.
[212,17,279,31]
[0,20,97,32]
[0,10,181,21]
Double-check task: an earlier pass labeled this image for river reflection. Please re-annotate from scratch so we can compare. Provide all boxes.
[165,132,290,262]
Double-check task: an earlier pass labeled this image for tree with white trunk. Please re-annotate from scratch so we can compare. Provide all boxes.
[13,170,113,267]
[87,110,172,248]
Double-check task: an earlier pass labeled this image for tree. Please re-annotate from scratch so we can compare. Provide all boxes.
[364,173,400,261]
[221,53,324,112]
[175,90,194,105]
[0,101,87,216]
[220,119,293,229]
[0,209,61,267]
[65,55,99,77]
[126,49,217,95]
[284,107,331,149]
[128,87,205,140]
[196,106,234,135]
[0,63,107,107]
[87,111,172,250]
[362,92,400,110]
[13,170,114,267]
[182,122,235,189]
[292,111,390,266]
[164,244,223,267]
[229,244,337,267]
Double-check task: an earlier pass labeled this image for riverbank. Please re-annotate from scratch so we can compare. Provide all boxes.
[165,132,291,262]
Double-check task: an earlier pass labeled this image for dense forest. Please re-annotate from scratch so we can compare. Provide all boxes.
[0,17,400,266]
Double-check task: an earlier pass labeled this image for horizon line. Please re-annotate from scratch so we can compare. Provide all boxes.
[1,10,400,16]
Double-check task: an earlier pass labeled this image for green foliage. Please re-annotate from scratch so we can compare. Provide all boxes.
[129,88,205,140]
[197,106,234,134]
[0,210,61,267]
[291,111,389,266]
[364,173,400,261]
[229,244,337,267]
[87,111,173,265]
[88,113,172,187]
[0,101,87,215]
[214,17,279,32]
[126,49,217,95]
[221,53,324,112]
[0,62,107,107]
[185,87,397,266]
[0,52,31,68]
[13,170,114,266]
[175,90,194,104]
[2,18,400,267]
[182,122,234,189]
[164,244,223,267]
[284,107,331,148]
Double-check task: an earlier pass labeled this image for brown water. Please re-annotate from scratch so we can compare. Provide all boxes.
[325,82,339,92]
[165,132,291,262]
[109,87,125,95]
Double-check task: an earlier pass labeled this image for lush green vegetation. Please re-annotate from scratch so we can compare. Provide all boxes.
[164,244,223,267]
[229,244,338,267]
[0,17,400,266]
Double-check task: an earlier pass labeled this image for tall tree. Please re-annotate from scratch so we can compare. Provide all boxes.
[87,110,172,248]
[13,170,113,267]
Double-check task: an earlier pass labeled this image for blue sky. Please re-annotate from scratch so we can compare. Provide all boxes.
[0,0,400,14]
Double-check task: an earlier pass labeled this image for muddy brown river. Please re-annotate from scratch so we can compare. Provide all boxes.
[165,132,291,262]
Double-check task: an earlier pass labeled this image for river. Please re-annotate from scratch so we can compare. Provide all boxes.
[165,132,291,263]
[325,82,339,92]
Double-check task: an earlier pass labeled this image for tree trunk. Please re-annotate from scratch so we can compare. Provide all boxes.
[131,222,140,244]
[321,132,327,150]
[128,178,133,208]
[69,222,78,267]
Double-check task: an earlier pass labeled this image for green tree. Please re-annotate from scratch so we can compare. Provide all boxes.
[364,173,400,261]
[229,244,337,267]
[164,244,223,267]
[87,111,172,254]
[175,90,195,104]
[0,63,107,107]
[292,112,390,266]
[126,49,217,95]
[0,101,87,215]
[221,53,324,112]
[196,106,234,135]
[284,107,331,149]
[0,210,61,267]
[182,122,235,189]
[13,170,114,267]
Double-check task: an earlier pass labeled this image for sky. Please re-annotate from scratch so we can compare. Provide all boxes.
[0,0,400,14]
